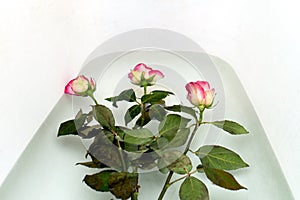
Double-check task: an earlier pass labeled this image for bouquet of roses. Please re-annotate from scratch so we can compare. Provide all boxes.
[58,63,249,200]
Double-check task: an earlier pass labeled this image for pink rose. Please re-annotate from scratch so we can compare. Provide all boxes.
[185,81,215,108]
[64,75,96,96]
[128,63,164,86]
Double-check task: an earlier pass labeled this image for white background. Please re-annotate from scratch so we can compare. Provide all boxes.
[0,0,299,199]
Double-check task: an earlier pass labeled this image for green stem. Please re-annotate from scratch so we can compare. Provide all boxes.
[115,134,127,172]
[158,109,204,200]
[143,85,147,95]
[139,85,147,128]
[131,192,138,200]
[168,169,198,186]
[157,171,174,200]
[89,94,99,105]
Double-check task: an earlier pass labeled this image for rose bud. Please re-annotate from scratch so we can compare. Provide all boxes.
[185,81,215,109]
[128,63,164,86]
[64,75,96,97]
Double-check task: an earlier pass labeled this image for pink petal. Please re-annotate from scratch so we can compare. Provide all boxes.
[133,63,152,72]
[196,81,210,91]
[204,89,215,106]
[185,82,205,106]
[128,71,141,85]
[78,75,89,82]
[90,77,96,90]
[64,79,78,95]
[149,70,164,81]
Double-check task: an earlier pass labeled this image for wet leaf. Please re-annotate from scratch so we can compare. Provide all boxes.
[166,128,190,148]
[124,105,141,125]
[58,110,89,137]
[123,128,154,146]
[135,112,151,127]
[149,104,166,121]
[89,134,126,170]
[108,172,138,199]
[83,170,116,192]
[78,125,101,139]
[167,154,192,175]
[159,114,190,141]
[160,151,192,174]
[93,105,115,130]
[76,161,107,169]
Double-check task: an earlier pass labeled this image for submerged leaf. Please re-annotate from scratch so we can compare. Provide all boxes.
[123,128,154,146]
[135,113,151,127]
[160,151,192,174]
[149,104,166,121]
[167,154,192,175]
[124,105,141,125]
[108,172,138,199]
[83,170,116,192]
[92,105,115,130]
[159,114,190,141]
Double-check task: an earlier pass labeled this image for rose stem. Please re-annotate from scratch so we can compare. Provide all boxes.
[157,110,204,200]
[89,94,99,105]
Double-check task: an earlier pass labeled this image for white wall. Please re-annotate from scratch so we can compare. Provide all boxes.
[0,0,299,198]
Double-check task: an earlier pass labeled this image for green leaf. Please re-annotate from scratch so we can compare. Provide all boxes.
[210,120,249,135]
[83,153,109,168]
[57,120,78,137]
[150,137,169,150]
[123,128,154,146]
[160,151,192,174]
[124,105,141,125]
[152,128,190,150]
[108,172,138,200]
[159,114,190,141]
[141,90,173,104]
[204,167,247,190]
[131,152,158,170]
[57,110,87,137]
[149,104,166,121]
[157,157,169,174]
[152,90,174,95]
[89,134,126,170]
[135,113,151,127]
[179,176,209,200]
[196,145,249,170]
[76,161,107,169]
[197,164,204,173]
[166,128,190,148]
[93,105,115,130]
[165,105,197,119]
[105,89,136,107]
[83,170,116,192]
[78,125,101,139]
[167,154,192,175]
[75,109,88,126]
